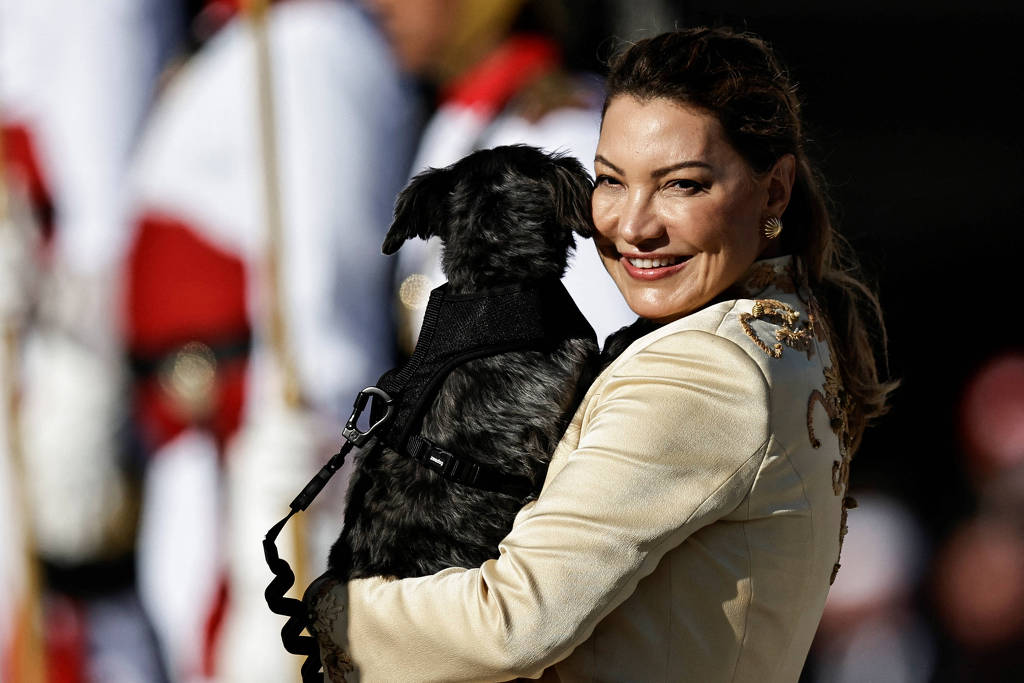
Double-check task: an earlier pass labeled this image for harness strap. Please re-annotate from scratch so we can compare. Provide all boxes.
[406,435,536,499]
[376,281,555,449]
[375,279,592,496]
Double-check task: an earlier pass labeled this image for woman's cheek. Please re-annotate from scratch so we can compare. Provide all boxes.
[591,191,617,239]
[675,204,722,248]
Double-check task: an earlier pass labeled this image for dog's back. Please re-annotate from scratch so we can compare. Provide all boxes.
[330,145,600,579]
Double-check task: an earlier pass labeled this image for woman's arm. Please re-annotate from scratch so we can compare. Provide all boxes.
[312,329,771,682]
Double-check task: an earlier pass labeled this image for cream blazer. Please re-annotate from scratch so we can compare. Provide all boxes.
[309,256,853,682]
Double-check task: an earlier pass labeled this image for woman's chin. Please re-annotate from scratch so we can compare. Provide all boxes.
[626,298,690,325]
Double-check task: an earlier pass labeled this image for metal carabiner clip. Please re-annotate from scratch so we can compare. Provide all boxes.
[341,386,394,447]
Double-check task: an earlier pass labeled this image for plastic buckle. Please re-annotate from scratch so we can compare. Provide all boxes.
[442,454,462,479]
[341,387,394,447]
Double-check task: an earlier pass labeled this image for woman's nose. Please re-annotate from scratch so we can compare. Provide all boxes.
[618,195,663,245]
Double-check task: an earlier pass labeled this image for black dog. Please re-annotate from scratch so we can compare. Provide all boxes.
[327,145,600,580]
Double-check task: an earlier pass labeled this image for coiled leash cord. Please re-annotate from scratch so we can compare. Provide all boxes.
[263,387,394,682]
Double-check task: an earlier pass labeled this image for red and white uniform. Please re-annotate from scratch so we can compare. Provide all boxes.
[124,1,415,680]
[394,35,635,350]
[1,1,177,680]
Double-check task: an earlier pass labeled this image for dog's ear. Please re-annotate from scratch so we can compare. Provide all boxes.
[382,166,453,255]
[549,155,595,239]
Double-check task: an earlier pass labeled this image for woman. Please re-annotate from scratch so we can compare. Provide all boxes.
[307,27,894,682]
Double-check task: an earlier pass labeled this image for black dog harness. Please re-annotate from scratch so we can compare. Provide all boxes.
[263,278,594,681]
[377,278,593,497]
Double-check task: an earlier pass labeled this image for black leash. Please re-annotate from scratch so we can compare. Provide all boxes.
[263,387,394,682]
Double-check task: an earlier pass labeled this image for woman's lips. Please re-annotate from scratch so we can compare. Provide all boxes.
[620,254,691,281]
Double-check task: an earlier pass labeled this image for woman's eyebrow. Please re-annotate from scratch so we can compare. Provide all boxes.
[594,155,713,178]
[651,160,713,178]
[594,154,623,174]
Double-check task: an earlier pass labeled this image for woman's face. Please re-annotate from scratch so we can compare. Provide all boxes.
[592,96,792,323]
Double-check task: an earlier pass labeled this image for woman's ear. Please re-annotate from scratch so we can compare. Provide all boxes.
[550,155,595,239]
[382,166,452,255]
[764,153,797,218]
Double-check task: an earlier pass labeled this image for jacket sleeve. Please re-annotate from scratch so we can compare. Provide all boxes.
[311,329,771,682]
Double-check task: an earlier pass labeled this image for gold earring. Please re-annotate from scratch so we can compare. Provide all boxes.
[762,216,783,240]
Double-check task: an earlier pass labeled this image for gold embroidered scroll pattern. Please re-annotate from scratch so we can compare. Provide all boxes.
[739,299,813,360]
[805,361,857,584]
[806,366,851,458]
[831,495,858,585]
[805,292,829,343]
[741,293,853,584]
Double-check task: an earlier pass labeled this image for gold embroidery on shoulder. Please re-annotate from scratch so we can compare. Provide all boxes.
[830,495,858,584]
[805,293,829,343]
[739,299,813,359]
[805,359,857,585]
[742,284,855,585]
[807,365,850,455]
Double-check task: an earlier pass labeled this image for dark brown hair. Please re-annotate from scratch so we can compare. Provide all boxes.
[603,27,896,451]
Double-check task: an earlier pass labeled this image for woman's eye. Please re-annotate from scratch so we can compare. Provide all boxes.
[595,174,621,187]
[667,179,704,193]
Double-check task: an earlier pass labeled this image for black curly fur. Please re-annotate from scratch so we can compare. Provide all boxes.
[328,145,600,580]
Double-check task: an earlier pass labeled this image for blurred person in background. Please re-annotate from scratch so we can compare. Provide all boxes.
[924,352,1024,681]
[802,491,934,683]
[0,0,180,680]
[121,0,414,680]
[930,516,1024,682]
[365,0,636,354]
[958,352,1024,520]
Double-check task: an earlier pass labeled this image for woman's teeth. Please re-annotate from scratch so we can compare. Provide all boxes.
[626,256,682,268]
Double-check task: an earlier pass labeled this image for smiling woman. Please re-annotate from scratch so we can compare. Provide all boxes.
[595,28,895,451]
[306,27,897,683]
[592,97,795,322]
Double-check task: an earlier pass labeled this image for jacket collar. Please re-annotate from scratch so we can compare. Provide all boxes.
[731,255,800,299]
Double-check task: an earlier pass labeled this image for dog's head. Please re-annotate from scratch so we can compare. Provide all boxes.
[382,145,595,290]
